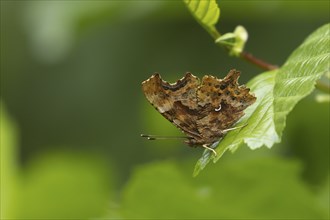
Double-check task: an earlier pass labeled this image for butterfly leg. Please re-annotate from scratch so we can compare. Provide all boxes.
[202,144,217,156]
[222,124,247,133]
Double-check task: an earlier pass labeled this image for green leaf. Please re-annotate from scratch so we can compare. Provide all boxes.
[184,0,249,55]
[195,24,330,175]
[274,23,330,137]
[183,0,220,38]
[120,158,327,219]
[215,25,249,56]
[194,70,280,176]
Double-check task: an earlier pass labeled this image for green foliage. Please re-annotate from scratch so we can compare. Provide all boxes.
[1,104,112,219]
[194,70,279,175]
[215,25,249,56]
[274,24,330,137]
[194,24,330,175]
[184,0,248,56]
[183,0,220,38]
[2,101,328,219]
[18,152,112,219]
[2,2,329,219]
[119,158,327,219]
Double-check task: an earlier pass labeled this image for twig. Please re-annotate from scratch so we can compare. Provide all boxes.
[240,51,278,71]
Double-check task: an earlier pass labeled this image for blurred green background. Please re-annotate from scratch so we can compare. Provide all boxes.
[1,1,329,219]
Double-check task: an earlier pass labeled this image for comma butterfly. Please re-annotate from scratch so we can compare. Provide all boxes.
[141,69,256,155]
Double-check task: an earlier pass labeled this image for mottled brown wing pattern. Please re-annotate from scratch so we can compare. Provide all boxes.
[141,73,202,139]
[196,69,256,144]
[142,69,256,148]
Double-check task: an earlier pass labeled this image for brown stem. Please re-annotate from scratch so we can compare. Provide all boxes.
[240,51,278,71]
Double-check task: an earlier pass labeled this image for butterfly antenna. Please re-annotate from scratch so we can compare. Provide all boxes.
[141,134,189,140]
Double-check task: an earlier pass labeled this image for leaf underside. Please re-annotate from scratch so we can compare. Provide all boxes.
[194,24,330,176]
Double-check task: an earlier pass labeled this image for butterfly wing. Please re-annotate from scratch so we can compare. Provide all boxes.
[142,73,202,139]
[196,69,256,143]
